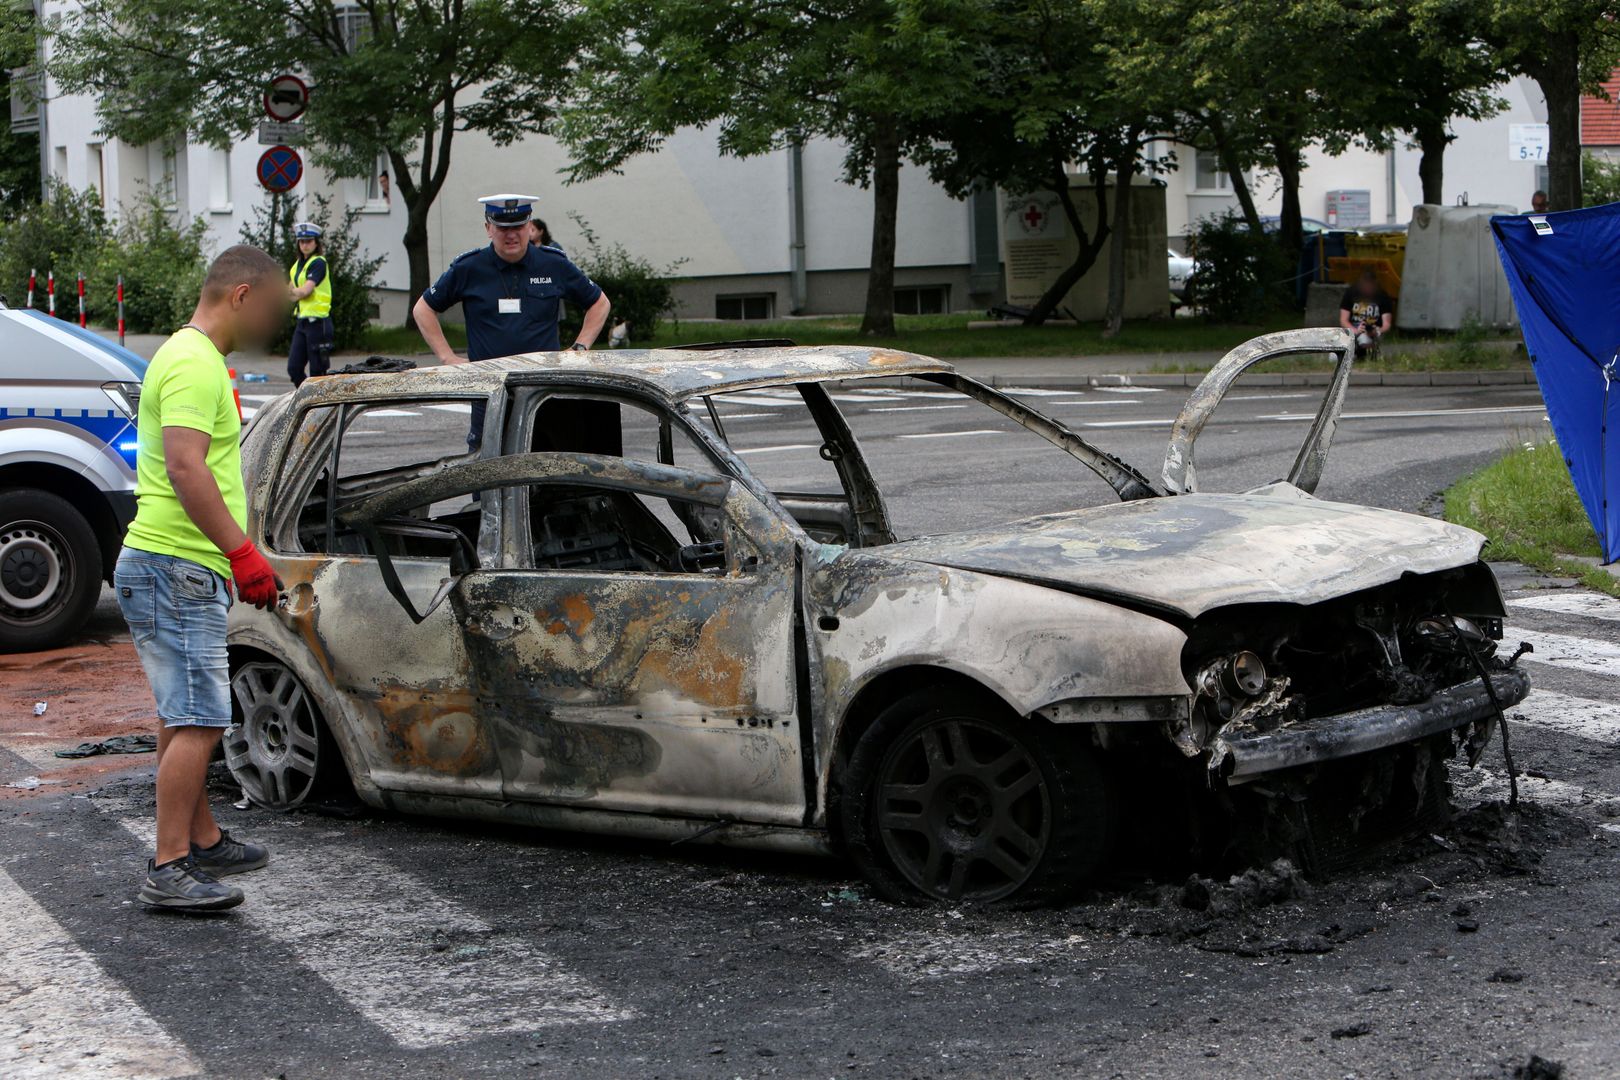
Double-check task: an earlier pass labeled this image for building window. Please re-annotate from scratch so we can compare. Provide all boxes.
[207,147,231,211]
[1193,148,1229,192]
[894,284,949,315]
[336,5,374,51]
[347,152,390,211]
[52,144,66,181]
[716,293,774,320]
[87,143,105,205]
[147,140,179,206]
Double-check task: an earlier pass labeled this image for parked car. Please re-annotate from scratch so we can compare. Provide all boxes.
[226,329,1528,903]
[1167,247,1194,305]
[0,307,146,651]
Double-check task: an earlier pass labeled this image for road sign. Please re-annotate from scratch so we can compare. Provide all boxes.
[258,120,305,146]
[263,74,308,122]
[1510,123,1549,162]
[257,145,303,193]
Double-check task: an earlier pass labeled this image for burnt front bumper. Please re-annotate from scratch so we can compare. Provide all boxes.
[1209,670,1531,784]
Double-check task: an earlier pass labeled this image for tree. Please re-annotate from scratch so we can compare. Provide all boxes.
[1466,1,1620,211]
[1374,0,1507,205]
[0,2,40,212]
[912,0,1171,327]
[560,0,968,336]
[46,0,580,325]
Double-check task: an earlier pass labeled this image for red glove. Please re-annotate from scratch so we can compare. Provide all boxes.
[224,541,284,610]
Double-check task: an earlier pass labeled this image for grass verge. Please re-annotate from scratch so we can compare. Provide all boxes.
[1444,441,1619,597]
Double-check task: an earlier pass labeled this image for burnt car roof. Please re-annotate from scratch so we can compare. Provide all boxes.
[289,344,952,404]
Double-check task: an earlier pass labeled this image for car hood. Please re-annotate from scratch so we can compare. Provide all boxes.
[881,490,1486,619]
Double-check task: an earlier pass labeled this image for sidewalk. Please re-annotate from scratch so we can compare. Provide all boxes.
[95,329,1537,392]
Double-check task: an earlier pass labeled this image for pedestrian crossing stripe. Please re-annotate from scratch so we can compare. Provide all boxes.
[1511,592,1620,622]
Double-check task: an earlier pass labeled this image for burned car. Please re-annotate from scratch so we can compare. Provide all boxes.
[227,328,1528,903]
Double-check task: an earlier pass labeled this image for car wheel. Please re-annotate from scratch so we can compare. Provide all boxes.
[0,488,103,653]
[839,687,1113,905]
[226,660,342,809]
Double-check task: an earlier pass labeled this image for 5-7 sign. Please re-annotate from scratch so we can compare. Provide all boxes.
[1509,123,1549,162]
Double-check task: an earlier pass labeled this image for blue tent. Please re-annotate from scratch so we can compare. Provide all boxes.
[1492,204,1620,564]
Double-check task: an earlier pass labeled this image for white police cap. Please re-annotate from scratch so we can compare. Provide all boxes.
[478,193,541,226]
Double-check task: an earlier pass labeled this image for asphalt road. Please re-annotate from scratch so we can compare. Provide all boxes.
[6,376,1620,1079]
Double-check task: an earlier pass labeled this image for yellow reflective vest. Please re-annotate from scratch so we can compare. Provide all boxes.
[290,255,332,318]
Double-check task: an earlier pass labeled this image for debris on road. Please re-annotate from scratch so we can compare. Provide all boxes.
[54,734,158,758]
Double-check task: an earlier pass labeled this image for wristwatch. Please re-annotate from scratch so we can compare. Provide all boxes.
[569,342,589,352]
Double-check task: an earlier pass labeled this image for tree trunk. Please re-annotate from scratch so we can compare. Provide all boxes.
[860,122,901,337]
[1102,151,1137,338]
[1416,116,1448,205]
[402,203,431,331]
[1025,171,1109,326]
[1273,142,1304,260]
[1528,33,1583,211]
[1209,113,1264,235]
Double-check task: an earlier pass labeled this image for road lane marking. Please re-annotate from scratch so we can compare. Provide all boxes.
[356,408,419,418]
[1095,386,1164,394]
[239,393,279,402]
[1511,592,1620,622]
[0,866,202,1079]
[1081,418,1175,428]
[1512,689,1620,742]
[1259,405,1545,422]
[422,403,472,413]
[1001,387,1078,397]
[1046,399,1131,407]
[896,429,1009,440]
[735,443,818,454]
[1453,766,1617,811]
[1519,631,1620,678]
[868,404,968,413]
[117,819,628,1049]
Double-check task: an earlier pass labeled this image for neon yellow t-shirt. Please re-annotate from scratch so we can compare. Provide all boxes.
[124,328,245,578]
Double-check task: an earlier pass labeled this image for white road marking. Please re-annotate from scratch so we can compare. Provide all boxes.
[868,404,968,413]
[1095,386,1164,394]
[1001,387,1078,397]
[239,407,257,419]
[1512,689,1620,742]
[1046,399,1130,407]
[422,403,472,414]
[0,866,202,1079]
[1081,418,1175,429]
[1452,766,1617,811]
[707,411,773,420]
[357,409,419,418]
[1259,405,1546,422]
[1225,393,1315,401]
[1519,630,1620,678]
[239,393,279,403]
[117,819,628,1049]
[897,429,1008,440]
[735,443,818,455]
[1511,592,1620,622]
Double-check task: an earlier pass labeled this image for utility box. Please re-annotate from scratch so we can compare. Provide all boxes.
[1325,190,1371,229]
[1397,204,1518,331]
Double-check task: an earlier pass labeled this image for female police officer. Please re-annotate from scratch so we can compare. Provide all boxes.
[286,222,334,386]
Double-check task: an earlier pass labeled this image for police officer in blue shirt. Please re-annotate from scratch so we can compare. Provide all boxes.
[412,194,612,449]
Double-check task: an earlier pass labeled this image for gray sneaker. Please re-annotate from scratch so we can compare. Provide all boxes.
[138,856,244,911]
[190,829,270,877]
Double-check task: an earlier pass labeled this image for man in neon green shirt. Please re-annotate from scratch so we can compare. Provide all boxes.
[117,244,289,912]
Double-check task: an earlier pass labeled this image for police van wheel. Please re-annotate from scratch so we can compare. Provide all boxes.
[0,488,102,653]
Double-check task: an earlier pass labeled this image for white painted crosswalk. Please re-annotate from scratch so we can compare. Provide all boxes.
[0,867,201,1079]
[1512,689,1620,743]
[117,818,631,1049]
[1517,630,1620,678]
[1511,591,1620,621]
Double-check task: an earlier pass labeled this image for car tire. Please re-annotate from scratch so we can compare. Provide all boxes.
[225,659,347,809]
[0,488,103,653]
[838,686,1114,906]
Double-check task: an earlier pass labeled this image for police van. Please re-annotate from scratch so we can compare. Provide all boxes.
[0,306,147,651]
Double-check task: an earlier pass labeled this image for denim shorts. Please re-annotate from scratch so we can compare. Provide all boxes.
[114,547,233,728]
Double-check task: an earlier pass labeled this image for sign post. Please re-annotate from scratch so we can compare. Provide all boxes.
[257,144,304,194]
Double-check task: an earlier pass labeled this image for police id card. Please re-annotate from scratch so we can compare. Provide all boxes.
[498,297,522,314]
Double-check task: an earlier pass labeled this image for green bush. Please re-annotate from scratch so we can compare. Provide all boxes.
[0,179,108,311]
[238,192,383,352]
[1184,210,1292,324]
[558,213,684,343]
[86,189,212,333]
[1582,151,1620,208]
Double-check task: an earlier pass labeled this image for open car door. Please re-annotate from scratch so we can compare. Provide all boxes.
[338,451,809,827]
[1160,327,1356,496]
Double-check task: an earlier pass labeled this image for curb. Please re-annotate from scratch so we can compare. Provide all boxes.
[974,370,1539,390]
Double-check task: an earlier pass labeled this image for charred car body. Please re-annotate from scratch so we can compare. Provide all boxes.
[228,328,1528,903]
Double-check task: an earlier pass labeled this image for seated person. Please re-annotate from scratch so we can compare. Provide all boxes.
[1339,269,1394,359]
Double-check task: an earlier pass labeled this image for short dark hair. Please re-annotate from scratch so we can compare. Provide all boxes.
[201,244,281,301]
[1533,190,1548,199]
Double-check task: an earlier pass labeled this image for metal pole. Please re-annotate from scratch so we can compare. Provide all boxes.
[117,275,125,346]
[26,268,34,309]
[46,270,54,317]
[77,272,86,328]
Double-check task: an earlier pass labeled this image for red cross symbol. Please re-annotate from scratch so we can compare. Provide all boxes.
[1023,204,1045,229]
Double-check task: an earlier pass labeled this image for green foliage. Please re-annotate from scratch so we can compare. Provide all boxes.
[1184,211,1291,325]
[83,189,211,333]
[0,179,107,308]
[1582,151,1620,207]
[1445,439,1620,596]
[238,193,383,351]
[557,214,682,344]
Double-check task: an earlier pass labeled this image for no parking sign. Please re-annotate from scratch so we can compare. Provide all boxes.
[257,144,303,193]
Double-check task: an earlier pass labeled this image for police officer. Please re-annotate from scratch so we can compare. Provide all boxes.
[413,194,612,449]
[286,222,334,386]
